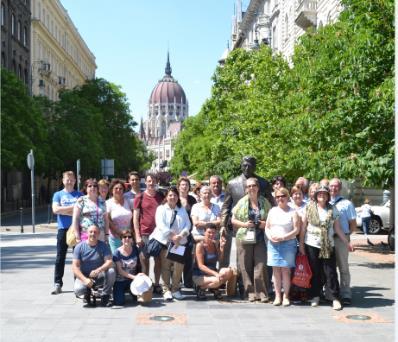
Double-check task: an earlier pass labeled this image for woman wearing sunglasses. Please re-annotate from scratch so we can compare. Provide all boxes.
[72,178,109,243]
[113,229,150,306]
[265,187,300,306]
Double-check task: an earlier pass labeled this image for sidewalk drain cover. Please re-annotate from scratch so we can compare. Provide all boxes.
[346,315,371,321]
[150,315,175,322]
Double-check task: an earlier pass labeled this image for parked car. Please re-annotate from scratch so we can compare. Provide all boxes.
[356,200,391,234]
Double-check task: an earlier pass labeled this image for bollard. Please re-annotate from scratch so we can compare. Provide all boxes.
[20,207,24,233]
[47,203,52,224]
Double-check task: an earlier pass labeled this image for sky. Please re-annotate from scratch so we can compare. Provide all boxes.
[60,0,240,128]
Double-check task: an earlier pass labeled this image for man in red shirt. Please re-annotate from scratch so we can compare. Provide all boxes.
[133,173,164,293]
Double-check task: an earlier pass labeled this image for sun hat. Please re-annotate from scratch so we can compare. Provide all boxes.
[130,274,152,296]
[315,185,330,194]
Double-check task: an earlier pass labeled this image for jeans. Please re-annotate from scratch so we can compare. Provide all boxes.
[74,268,116,297]
[362,217,371,236]
[54,228,68,287]
[113,280,134,305]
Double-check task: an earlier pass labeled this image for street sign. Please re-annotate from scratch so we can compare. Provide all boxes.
[101,159,114,177]
[27,150,35,170]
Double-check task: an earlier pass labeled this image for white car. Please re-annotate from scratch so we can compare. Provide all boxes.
[356,200,391,234]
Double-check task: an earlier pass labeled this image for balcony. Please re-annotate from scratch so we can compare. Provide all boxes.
[295,0,317,30]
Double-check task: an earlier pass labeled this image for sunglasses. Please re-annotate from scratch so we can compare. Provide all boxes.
[275,195,287,199]
[122,235,132,239]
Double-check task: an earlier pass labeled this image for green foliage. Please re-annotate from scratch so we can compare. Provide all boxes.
[1,73,152,179]
[171,0,394,187]
[1,69,49,172]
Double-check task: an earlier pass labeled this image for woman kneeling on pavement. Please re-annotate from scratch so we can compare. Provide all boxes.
[150,187,191,301]
[299,185,354,310]
[193,223,233,300]
[113,229,152,306]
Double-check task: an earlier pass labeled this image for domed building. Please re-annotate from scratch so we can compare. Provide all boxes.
[140,53,188,171]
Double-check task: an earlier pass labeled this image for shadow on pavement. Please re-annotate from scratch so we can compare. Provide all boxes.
[1,244,72,272]
[352,286,394,308]
[0,232,56,241]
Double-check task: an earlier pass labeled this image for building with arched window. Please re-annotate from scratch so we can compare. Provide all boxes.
[140,53,188,171]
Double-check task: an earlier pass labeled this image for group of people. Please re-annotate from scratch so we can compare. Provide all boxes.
[51,156,358,311]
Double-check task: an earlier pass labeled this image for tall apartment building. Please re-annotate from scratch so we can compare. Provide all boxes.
[223,0,342,62]
[1,0,31,85]
[30,0,96,100]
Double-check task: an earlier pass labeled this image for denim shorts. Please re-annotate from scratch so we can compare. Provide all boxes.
[267,239,297,268]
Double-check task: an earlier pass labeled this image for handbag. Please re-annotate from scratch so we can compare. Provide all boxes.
[291,254,312,289]
[145,238,165,257]
[166,242,187,264]
[66,227,77,248]
[236,227,257,244]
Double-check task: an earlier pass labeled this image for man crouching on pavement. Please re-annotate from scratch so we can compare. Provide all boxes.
[72,224,116,307]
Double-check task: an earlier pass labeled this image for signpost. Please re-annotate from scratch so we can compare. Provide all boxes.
[76,159,81,191]
[101,159,114,179]
[26,149,35,233]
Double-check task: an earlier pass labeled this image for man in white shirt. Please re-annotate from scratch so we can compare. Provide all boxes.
[209,175,225,210]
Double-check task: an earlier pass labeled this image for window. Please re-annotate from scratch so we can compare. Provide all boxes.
[284,14,288,42]
[11,13,15,35]
[18,20,22,41]
[23,26,27,46]
[1,3,5,26]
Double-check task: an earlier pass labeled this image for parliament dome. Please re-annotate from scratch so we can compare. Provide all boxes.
[149,54,187,105]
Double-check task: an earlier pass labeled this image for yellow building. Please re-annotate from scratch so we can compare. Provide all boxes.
[30,0,96,100]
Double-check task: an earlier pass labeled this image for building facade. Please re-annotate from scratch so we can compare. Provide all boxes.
[30,0,96,100]
[140,53,188,172]
[1,0,31,85]
[224,0,342,62]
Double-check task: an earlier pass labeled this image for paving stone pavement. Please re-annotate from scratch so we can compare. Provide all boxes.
[0,228,395,342]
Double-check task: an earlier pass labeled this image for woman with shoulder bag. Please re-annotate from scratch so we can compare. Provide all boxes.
[231,177,271,303]
[149,187,191,301]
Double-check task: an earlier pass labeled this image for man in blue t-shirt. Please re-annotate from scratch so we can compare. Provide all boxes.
[51,171,82,295]
[72,225,115,307]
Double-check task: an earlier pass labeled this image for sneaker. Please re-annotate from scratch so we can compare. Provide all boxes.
[51,284,62,295]
[310,297,320,307]
[332,299,342,311]
[83,292,95,307]
[163,290,173,301]
[196,288,207,300]
[100,295,112,307]
[172,291,185,300]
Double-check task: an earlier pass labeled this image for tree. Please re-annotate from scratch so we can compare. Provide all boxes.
[171,0,394,187]
[1,69,49,172]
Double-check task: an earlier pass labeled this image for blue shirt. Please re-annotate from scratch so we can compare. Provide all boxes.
[52,189,82,229]
[330,196,356,234]
[73,240,111,277]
